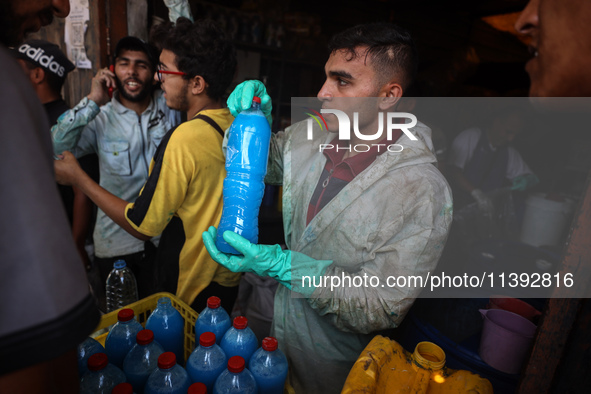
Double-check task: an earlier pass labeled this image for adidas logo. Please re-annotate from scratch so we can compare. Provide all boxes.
[18,44,66,77]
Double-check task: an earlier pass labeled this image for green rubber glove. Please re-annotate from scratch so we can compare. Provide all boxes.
[511,174,539,191]
[202,226,331,296]
[227,80,273,126]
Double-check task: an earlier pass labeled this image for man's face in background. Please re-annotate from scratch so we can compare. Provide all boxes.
[0,0,70,46]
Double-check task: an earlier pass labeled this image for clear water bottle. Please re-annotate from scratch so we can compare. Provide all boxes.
[145,352,192,394]
[248,337,288,394]
[220,316,258,365]
[195,297,231,346]
[213,356,257,394]
[123,329,165,393]
[146,296,185,365]
[105,308,144,369]
[77,336,105,377]
[188,382,208,394]
[106,260,138,312]
[80,353,126,394]
[186,332,227,392]
[111,382,135,394]
[216,96,272,254]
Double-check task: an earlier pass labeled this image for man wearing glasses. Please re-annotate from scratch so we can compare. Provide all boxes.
[55,18,242,314]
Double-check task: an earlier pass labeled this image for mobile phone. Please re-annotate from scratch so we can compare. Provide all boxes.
[108,65,115,98]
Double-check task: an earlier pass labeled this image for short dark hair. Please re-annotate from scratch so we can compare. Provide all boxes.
[328,22,418,90]
[114,36,159,72]
[163,18,236,101]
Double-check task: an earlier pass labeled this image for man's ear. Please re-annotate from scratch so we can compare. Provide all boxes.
[378,80,403,111]
[30,67,45,85]
[190,75,207,95]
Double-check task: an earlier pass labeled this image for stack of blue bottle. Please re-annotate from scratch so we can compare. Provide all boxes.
[186,332,227,392]
[123,329,164,393]
[105,308,143,369]
[215,95,272,254]
[220,316,258,364]
[249,337,288,393]
[145,352,191,394]
[146,296,185,365]
[195,297,231,345]
[77,337,105,377]
[213,356,257,394]
[80,353,126,394]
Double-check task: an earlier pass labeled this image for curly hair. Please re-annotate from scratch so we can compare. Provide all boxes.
[328,22,418,90]
[163,18,237,101]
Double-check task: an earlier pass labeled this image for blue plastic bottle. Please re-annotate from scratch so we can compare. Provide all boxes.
[146,296,185,365]
[145,352,192,394]
[77,336,105,377]
[111,382,135,394]
[248,337,288,394]
[216,96,272,254]
[213,356,257,394]
[123,329,165,393]
[186,332,227,392]
[80,353,126,394]
[195,297,231,346]
[220,316,258,365]
[188,382,208,394]
[105,308,144,369]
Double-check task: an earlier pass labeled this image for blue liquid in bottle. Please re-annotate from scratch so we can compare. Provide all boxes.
[220,316,258,365]
[249,337,288,394]
[77,337,105,377]
[123,329,164,393]
[144,352,191,394]
[216,96,272,254]
[195,296,231,346]
[145,296,185,365]
[80,353,126,394]
[186,332,227,392]
[213,356,257,394]
[105,308,143,369]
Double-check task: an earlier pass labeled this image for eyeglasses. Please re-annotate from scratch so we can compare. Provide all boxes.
[156,67,187,82]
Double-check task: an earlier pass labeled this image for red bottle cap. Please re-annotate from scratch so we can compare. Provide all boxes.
[188,382,208,394]
[253,96,261,104]
[111,382,134,394]
[136,329,154,345]
[87,353,108,371]
[158,352,177,369]
[207,296,221,309]
[233,316,248,330]
[262,337,278,351]
[199,332,216,347]
[117,308,134,322]
[227,356,245,373]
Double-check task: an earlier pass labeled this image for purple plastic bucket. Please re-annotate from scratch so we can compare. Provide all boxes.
[479,309,537,374]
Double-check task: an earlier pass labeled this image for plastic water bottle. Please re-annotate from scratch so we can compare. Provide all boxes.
[146,296,185,365]
[145,352,191,394]
[80,353,126,394]
[111,382,135,394]
[123,329,165,393]
[188,382,208,394]
[186,332,227,392]
[106,260,138,312]
[220,316,258,364]
[77,337,105,377]
[195,297,231,346]
[248,337,288,394]
[105,308,144,369]
[213,356,257,394]
[216,96,272,254]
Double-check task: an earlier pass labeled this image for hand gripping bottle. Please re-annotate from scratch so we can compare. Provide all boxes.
[106,260,138,312]
[213,356,257,394]
[220,316,258,364]
[105,308,144,369]
[146,296,185,365]
[188,382,208,394]
[111,382,135,394]
[248,337,288,394]
[77,336,105,377]
[195,297,231,345]
[145,352,192,394]
[215,96,272,254]
[80,353,126,394]
[186,332,228,392]
[123,329,165,393]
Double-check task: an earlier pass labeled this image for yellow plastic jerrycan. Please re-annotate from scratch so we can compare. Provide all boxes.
[341,336,493,394]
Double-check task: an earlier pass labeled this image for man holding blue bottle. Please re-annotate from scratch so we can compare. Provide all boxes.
[202,23,453,393]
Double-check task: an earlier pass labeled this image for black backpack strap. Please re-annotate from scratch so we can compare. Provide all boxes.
[194,114,224,137]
